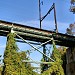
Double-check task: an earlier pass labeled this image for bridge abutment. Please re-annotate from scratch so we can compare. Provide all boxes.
[66,46,75,75]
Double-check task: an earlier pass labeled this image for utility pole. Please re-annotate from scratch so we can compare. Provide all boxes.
[38,2,58,33]
[53,3,58,33]
[39,0,42,29]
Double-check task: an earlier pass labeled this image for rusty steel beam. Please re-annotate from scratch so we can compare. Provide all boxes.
[0,20,75,47]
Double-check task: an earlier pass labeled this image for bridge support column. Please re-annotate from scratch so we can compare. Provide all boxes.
[66,46,75,75]
[41,44,48,72]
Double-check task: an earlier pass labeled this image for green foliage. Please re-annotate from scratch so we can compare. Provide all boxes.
[40,58,45,73]
[18,51,35,75]
[41,40,65,75]
[51,47,63,65]
[0,67,2,75]
[41,62,64,75]
[58,47,67,74]
[2,33,20,75]
[2,33,39,75]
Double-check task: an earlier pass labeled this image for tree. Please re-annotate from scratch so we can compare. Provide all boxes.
[0,66,2,75]
[2,33,39,75]
[18,51,34,75]
[41,62,64,75]
[66,23,75,35]
[41,41,65,75]
[20,51,39,75]
[71,0,75,4]
[2,33,21,75]
[57,47,67,74]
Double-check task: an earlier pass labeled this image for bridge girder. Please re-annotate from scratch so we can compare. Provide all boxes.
[0,20,75,47]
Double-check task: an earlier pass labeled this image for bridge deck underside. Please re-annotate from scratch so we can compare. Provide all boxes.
[0,20,75,47]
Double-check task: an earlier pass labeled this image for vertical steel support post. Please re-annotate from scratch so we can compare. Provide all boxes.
[54,3,58,33]
[0,55,2,62]
[39,0,42,29]
[42,44,48,72]
[43,44,46,62]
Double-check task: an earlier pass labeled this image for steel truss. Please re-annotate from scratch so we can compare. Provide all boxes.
[11,27,54,62]
[15,32,54,62]
[10,28,55,72]
[14,32,55,72]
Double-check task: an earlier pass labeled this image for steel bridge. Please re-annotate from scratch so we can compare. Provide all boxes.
[0,20,75,72]
[0,20,75,47]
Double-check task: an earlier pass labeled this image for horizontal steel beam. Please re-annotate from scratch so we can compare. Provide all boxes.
[0,20,75,47]
[22,60,53,64]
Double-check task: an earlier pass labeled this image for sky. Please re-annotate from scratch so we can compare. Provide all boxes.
[0,0,75,68]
